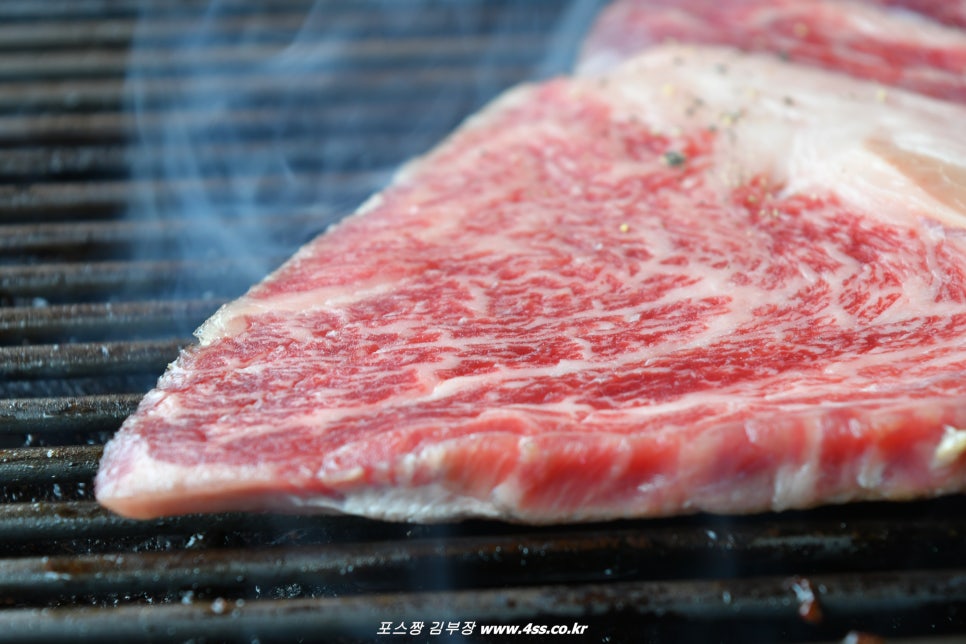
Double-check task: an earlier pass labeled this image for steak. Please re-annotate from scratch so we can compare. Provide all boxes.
[578,0,966,105]
[97,45,966,522]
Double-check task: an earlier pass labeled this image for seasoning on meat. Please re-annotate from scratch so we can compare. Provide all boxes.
[96,46,966,522]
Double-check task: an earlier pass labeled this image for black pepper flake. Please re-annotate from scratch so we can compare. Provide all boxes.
[685,97,705,117]
[663,151,687,167]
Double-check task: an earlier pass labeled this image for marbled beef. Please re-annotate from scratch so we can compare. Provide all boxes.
[97,46,966,522]
[578,0,966,106]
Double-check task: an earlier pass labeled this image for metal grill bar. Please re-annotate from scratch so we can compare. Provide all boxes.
[0,0,315,18]
[0,172,381,215]
[0,395,140,433]
[0,15,362,50]
[0,146,129,181]
[1,215,322,255]
[0,100,476,146]
[0,137,438,182]
[0,259,280,300]
[0,9,566,50]
[0,36,548,81]
[0,500,270,545]
[0,501,450,548]
[0,301,220,342]
[0,340,184,379]
[0,0,568,20]
[0,112,134,145]
[0,445,100,485]
[0,67,536,113]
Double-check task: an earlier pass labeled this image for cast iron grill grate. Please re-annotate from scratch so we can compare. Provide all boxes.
[1,1,965,642]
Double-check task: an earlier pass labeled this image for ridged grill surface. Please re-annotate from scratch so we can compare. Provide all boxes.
[1,1,965,642]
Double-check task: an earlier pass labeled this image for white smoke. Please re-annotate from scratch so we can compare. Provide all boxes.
[123,0,604,313]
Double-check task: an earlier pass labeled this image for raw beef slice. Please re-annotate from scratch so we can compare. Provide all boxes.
[578,0,966,105]
[96,45,966,523]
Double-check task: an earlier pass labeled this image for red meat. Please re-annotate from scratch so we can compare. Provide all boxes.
[873,0,966,28]
[578,0,966,105]
[97,46,966,522]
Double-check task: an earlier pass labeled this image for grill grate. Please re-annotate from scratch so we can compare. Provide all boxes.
[2,1,966,642]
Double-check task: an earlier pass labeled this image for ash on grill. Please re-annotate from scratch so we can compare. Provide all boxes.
[1,1,965,642]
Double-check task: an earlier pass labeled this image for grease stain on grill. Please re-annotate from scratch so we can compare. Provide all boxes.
[788,575,823,624]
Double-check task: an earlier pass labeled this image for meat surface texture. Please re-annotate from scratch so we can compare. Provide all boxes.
[873,0,966,28]
[96,45,966,523]
[577,0,966,104]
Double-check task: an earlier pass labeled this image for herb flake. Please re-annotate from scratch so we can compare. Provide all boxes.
[662,150,687,167]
